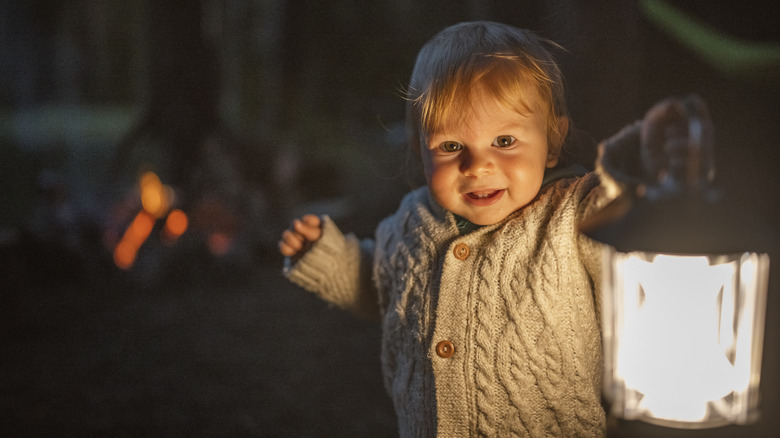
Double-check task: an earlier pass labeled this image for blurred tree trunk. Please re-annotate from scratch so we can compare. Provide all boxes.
[114,0,220,188]
[146,0,219,185]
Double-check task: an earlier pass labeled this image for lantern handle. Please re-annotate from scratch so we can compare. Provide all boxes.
[686,114,702,192]
[645,95,715,198]
[681,97,716,194]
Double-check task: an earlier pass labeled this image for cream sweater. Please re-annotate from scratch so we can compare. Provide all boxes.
[286,173,609,437]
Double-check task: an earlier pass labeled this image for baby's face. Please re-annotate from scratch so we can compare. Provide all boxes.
[421,86,558,226]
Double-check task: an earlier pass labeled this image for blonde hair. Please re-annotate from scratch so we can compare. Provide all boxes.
[406,22,568,157]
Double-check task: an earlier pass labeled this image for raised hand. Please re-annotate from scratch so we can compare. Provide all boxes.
[640,95,714,190]
[279,214,323,258]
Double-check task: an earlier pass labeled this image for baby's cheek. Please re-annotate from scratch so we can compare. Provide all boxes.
[429,177,451,203]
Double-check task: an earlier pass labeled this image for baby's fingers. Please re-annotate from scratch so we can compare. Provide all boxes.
[279,229,306,257]
[293,214,323,242]
[278,214,323,257]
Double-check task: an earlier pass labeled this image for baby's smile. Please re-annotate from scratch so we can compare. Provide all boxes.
[464,189,505,206]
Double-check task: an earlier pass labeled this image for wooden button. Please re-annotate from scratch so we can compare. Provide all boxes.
[453,243,469,260]
[436,340,455,358]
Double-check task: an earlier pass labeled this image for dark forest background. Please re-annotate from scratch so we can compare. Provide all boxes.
[1,0,778,436]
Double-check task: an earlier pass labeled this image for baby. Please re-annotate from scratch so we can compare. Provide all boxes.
[279,20,703,437]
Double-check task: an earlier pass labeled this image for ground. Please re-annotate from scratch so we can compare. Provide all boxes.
[0,252,398,437]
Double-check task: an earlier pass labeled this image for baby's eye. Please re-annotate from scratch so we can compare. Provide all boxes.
[492,135,516,148]
[438,141,463,153]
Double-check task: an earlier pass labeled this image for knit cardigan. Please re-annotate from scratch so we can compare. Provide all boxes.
[285,172,609,437]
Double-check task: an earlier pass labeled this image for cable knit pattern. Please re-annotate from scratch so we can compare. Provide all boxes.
[285,172,610,437]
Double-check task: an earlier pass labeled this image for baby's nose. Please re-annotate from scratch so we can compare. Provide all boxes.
[461,150,494,176]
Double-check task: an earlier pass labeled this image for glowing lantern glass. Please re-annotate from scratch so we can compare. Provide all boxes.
[581,107,771,428]
[601,249,769,427]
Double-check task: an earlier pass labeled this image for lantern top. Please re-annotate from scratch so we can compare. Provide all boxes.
[581,95,774,255]
[579,189,773,255]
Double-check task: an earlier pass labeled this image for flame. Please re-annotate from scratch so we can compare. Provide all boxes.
[617,254,736,422]
[111,171,189,269]
[113,210,155,270]
[161,208,188,245]
[140,171,174,218]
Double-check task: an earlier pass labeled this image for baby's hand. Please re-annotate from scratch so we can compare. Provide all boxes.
[279,214,323,258]
[640,95,713,186]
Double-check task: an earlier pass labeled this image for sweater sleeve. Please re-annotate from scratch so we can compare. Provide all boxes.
[283,215,379,319]
[576,176,613,324]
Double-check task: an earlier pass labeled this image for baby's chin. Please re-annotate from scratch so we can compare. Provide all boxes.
[430,191,517,226]
[456,209,513,226]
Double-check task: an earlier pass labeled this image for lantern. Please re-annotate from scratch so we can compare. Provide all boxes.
[581,104,771,428]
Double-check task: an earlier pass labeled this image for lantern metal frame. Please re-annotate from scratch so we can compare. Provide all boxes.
[580,106,772,428]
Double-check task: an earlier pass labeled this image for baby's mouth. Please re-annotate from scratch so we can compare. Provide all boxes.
[464,189,505,205]
[467,190,500,199]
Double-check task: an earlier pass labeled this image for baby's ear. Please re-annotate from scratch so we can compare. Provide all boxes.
[547,116,569,168]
